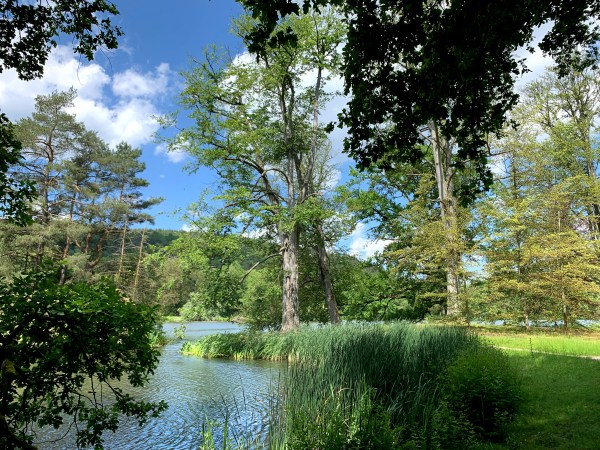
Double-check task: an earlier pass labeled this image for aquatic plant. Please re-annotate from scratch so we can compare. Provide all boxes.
[184,322,520,448]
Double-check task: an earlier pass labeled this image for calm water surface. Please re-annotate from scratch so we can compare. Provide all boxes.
[35,322,281,450]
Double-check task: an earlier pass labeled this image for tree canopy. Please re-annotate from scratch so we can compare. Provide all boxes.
[239,0,600,195]
[0,266,166,449]
[0,0,122,224]
[0,0,121,80]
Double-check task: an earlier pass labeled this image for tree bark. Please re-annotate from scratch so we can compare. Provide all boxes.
[315,223,339,323]
[281,226,300,331]
[116,217,128,283]
[429,121,461,317]
[132,228,146,302]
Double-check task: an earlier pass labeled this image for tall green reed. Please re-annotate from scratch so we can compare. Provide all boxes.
[185,322,515,449]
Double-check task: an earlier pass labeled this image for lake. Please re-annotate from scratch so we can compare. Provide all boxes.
[35,322,281,449]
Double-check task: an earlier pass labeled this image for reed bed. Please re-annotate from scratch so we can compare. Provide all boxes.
[186,322,520,449]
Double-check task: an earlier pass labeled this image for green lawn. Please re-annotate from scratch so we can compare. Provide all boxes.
[499,352,600,450]
[482,333,600,357]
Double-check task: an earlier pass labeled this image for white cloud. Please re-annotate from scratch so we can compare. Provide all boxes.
[324,167,342,191]
[513,23,554,90]
[0,45,174,154]
[347,223,393,260]
[242,228,269,239]
[112,63,170,98]
[154,142,188,163]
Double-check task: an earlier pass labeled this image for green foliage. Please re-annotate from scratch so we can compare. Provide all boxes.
[241,0,600,193]
[165,9,346,330]
[441,347,522,442]
[147,230,249,320]
[0,265,166,449]
[184,323,521,448]
[0,90,162,303]
[0,0,122,81]
[0,113,35,225]
[239,264,281,329]
[477,65,600,328]
[337,164,464,320]
[0,1,121,226]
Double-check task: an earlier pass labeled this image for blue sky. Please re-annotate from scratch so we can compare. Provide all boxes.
[0,1,553,259]
[1,1,247,228]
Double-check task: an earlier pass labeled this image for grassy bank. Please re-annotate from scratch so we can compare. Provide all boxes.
[480,332,600,357]
[499,352,600,449]
[185,323,520,449]
[471,327,600,449]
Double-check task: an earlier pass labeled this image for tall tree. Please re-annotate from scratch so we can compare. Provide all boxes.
[0,0,122,224]
[103,142,163,285]
[239,0,600,182]
[168,11,343,330]
[4,91,161,283]
[521,63,600,237]
[0,113,35,225]
[480,66,600,329]
[15,89,89,225]
[238,0,600,316]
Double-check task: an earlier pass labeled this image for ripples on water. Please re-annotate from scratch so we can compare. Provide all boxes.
[34,322,282,450]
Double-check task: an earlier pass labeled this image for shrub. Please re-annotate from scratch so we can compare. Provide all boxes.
[0,266,167,449]
[441,346,522,442]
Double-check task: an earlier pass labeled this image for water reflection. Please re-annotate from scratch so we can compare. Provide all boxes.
[35,322,281,450]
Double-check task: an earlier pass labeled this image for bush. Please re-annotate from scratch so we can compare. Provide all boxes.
[440,346,521,442]
[0,266,167,449]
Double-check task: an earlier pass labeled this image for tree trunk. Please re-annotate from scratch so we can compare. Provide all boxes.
[59,193,77,285]
[281,226,300,331]
[315,223,339,323]
[562,289,569,334]
[429,121,461,317]
[58,236,70,285]
[116,218,128,283]
[132,228,146,302]
[524,311,531,332]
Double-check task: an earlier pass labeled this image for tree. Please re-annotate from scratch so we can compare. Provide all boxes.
[0,265,166,450]
[238,0,600,317]
[0,0,122,223]
[479,65,600,329]
[239,0,600,180]
[0,113,35,225]
[15,89,92,225]
[167,11,344,330]
[2,91,161,287]
[521,63,600,237]
[102,142,163,286]
[338,155,472,318]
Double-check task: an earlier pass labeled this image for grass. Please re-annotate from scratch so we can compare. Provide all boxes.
[498,352,600,450]
[480,333,600,357]
[188,324,600,449]
[471,326,600,449]
[184,323,520,449]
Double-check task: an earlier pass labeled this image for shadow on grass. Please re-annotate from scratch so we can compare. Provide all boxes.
[501,353,600,450]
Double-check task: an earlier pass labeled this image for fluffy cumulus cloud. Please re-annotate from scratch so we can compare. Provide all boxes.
[0,45,174,152]
[112,63,170,98]
[347,223,393,260]
[154,142,188,163]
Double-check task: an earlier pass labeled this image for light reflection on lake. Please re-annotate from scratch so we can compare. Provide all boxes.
[35,322,281,450]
